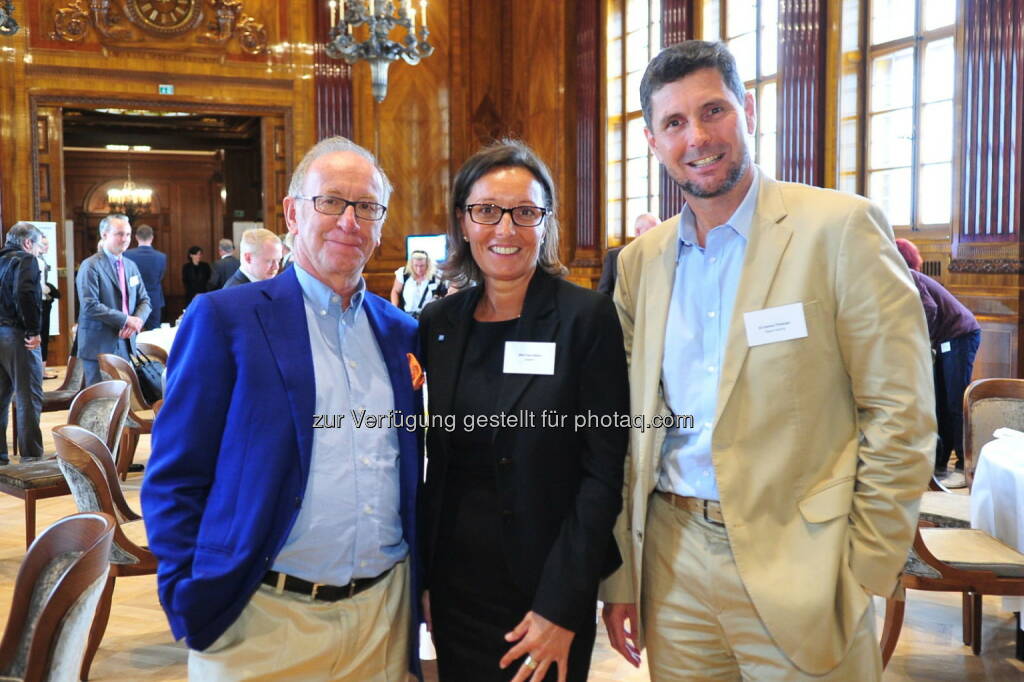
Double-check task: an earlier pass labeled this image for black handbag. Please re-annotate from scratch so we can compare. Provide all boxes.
[131,350,165,404]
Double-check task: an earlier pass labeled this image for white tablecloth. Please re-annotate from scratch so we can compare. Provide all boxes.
[137,325,178,353]
[971,433,1024,615]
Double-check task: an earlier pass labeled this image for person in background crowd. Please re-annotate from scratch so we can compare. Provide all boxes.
[597,213,660,296]
[143,136,423,681]
[75,214,151,386]
[222,228,283,288]
[601,41,933,681]
[419,139,628,682]
[209,238,240,289]
[124,224,167,330]
[390,249,446,318]
[181,245,212,306]
[896,238,982,489]
[0,222,45,463]
[36,235,60,379]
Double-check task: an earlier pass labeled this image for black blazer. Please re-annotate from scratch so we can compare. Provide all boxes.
[418,270,629,630]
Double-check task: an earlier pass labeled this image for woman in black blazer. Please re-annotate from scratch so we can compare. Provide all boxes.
[419,140,629,682]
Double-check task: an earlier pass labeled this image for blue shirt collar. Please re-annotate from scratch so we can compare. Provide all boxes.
[677,165,761,254]
[294,263,366,319]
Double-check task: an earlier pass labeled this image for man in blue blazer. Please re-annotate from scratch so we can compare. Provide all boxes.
[142,137,423,680]
[123,224,167,330]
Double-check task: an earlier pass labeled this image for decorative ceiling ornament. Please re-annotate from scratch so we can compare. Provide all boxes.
[50,0,268,54]
[325,0,434,102]
[0,1,20,36]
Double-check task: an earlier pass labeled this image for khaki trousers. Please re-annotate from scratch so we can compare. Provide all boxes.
[188,560,410,682]
[641,494,881,681]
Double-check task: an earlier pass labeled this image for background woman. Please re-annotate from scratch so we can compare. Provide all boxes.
[181,245,211,306]
[418,140,628,682]
[390,249,446,318]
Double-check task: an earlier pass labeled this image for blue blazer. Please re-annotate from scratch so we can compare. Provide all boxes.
[141,268,423,673]
[124,245,167,310]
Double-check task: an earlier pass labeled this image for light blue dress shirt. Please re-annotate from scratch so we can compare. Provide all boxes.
[272,265,406,585]
[658,169,761,501]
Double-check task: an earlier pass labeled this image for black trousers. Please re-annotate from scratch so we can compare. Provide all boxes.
[934,329,981,471]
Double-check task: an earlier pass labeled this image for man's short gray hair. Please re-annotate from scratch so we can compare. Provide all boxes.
[5,221,45,249]
[239,228,281,256]
[219,238,234,253]
[287,136,393,206]
[98,214,130,238]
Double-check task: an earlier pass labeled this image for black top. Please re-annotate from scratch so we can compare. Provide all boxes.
[450,318,518,460]
[0,246,42,335]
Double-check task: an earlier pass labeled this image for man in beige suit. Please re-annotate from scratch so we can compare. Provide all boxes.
[600,41,934,680]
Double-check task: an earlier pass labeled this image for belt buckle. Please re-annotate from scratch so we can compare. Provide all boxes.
[348,580,358,598]
[310,582,323,601]
[702,499,723,526]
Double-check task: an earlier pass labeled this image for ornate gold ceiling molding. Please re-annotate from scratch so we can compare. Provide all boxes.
[50,0,268,55]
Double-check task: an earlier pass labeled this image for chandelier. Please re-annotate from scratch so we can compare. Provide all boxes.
[107,162,152,218]
[0,1,19,36]
[324,0,434,102]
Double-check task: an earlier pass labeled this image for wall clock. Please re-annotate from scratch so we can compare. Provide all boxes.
[124,0,205,35]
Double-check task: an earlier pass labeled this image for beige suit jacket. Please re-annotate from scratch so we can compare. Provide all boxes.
[599,175,935,674]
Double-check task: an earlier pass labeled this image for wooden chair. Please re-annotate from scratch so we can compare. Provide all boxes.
[96,354,155,480]
[0,512,115,682]
[0,380,130,549]
[11,355,84,457]
[881,523,1024,665]
[962,378,1024,489]
[136,342,168,366]
[53,424,157,681]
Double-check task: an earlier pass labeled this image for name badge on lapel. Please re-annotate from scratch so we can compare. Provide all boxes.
[743,302,808,347]
[129,275,140,287]
[503,341,556,375]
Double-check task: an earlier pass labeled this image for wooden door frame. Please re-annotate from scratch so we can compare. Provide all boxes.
[29,94,293,363]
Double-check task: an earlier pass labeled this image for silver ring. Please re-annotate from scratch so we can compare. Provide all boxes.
[524,654,538,670]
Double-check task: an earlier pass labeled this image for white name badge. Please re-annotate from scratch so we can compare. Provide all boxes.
[128,275,140,287]
[743,302,809,347]
[503,341,556,375]
[940,341,951,353]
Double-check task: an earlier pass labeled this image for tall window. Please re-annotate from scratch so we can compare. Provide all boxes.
[606,0,661,248]
[836,0,958,231]
[701,0,778,177]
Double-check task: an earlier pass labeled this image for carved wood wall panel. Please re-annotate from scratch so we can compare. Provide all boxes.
[658,0,695,220]
[32,0,281,59]
[777,0,826,186]
[261,115,289,234]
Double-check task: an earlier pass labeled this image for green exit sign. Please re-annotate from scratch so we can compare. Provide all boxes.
[158,84,174,95]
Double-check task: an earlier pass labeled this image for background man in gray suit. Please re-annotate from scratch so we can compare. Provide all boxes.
[76,214,151,386]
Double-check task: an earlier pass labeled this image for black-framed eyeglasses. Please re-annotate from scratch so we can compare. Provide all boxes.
[464,203,549,227]
[296,195,387,221]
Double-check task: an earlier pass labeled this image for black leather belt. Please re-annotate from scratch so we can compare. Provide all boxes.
[262,565,393,602]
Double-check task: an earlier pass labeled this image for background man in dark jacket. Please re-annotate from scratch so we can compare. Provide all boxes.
[0,222,45,463]
[124,224,167,330]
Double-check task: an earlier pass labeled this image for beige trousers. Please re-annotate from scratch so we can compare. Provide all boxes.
[641,494,881,681]
[188,560,410,682]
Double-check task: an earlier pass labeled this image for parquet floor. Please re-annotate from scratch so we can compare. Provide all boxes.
[2,371,1023,680]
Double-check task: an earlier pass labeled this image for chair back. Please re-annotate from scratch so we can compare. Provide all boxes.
[53,356,85,395]
[67,380,130,458]
[136,342,168,366]
[0,512,115,682]
[963,378,1024,488]
[96,354,149,413]
[52,425,145,565]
